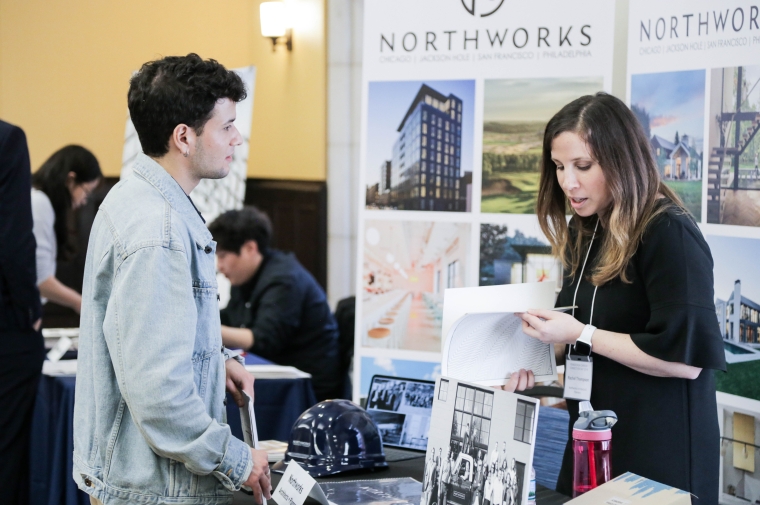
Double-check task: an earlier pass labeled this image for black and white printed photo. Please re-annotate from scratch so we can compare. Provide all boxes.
[368,411,406,445]
[423,378,538,505]
[367,376,436,450]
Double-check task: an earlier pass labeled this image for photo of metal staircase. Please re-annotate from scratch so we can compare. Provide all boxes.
[706,66,760,227]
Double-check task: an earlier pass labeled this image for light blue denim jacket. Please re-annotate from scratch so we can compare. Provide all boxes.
[73,154,253,504]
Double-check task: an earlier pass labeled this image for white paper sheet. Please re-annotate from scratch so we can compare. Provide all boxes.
[239,391,260,449]
[441,283,558,385]
[239,390,264,499]
[243,365,311,379]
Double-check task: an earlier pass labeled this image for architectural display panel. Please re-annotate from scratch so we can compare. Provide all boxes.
[355,0,615,403]
[628,4,760,500]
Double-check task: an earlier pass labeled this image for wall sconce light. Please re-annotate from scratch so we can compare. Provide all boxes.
[260,2,292,52]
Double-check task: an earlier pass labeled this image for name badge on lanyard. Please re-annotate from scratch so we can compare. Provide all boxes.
[564,217,599,403]
[564,354,593,401]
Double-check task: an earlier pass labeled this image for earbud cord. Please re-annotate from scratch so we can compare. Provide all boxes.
[571,217,600,325]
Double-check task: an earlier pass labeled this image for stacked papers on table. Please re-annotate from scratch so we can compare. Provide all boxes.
[42,328,80,339]
[244,365,311,379]
[43,359,78,376]
[42,328,79,351]
[259,440,288,462]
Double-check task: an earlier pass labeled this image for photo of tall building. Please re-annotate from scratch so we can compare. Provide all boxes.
[365,80,475,212]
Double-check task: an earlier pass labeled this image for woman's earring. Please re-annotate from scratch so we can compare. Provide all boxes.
[183,151,188,157]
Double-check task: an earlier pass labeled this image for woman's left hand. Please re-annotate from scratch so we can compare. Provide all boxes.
[497,369,535,393]
[520,309,585,345]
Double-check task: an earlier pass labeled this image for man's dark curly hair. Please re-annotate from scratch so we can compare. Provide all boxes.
[208,206,273,255]
[127,53,247,157]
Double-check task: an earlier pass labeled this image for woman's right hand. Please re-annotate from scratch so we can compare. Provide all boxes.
[520,309,584,346]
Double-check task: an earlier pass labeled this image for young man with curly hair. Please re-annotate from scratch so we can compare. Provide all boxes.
[73,54,271,505]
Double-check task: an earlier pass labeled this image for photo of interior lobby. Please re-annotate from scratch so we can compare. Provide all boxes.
[362,220,470,352]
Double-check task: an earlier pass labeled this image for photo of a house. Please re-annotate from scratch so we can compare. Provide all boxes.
[362,220,471,352]
[480,77,603,214]
[705,65,760,227]
[630,69,705,221]
[479,220,562,290]
[365,80,475,212]
[705,234,760,402]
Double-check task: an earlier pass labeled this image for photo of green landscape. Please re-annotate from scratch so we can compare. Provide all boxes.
[481,77,604,214]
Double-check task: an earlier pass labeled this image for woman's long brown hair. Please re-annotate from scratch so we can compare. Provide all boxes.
[536,92,687,286]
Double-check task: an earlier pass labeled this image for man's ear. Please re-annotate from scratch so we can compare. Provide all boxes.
[171,123,197,157]
[241,240,260,257]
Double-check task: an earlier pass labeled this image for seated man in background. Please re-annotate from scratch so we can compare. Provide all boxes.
[209,207,342,401]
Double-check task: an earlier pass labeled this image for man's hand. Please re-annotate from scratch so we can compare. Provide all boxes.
[225,358,254,407]
[33,318,42,331]
[243,448,272,504]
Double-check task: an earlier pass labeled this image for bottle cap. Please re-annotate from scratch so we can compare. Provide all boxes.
[572,406,617,441]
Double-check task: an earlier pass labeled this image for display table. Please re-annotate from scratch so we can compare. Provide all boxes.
[29,353,318,505]
[231,455,570,505]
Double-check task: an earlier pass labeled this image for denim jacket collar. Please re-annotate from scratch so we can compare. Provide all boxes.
[131,153,213,249]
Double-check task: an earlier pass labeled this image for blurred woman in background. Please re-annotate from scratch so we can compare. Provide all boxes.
[31,145,102,314]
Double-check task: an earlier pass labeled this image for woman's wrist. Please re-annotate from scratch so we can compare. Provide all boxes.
[569,320,586,344]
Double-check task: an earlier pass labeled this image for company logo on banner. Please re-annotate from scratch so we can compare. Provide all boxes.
[354,0,615,406]
[460,0,505,18]
[633,5,760,57]
[370,0,604,66]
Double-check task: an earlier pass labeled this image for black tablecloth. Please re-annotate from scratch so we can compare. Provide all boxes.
[29,355,317,505]
[233,457,570,505]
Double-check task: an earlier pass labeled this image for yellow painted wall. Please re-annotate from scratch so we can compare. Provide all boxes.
[0,0,326,180]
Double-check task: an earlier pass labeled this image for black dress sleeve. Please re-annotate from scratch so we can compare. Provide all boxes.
[629,210,726,371]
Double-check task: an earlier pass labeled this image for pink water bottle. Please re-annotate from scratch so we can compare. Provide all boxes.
[572,402,617,497]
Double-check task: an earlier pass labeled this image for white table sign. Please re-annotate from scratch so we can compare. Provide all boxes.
[273,461,330,505]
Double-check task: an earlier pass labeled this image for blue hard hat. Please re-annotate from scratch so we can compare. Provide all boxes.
[272,399,388,477]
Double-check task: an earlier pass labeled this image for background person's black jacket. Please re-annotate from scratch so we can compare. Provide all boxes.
[0,120,42,349]
[221,249,341,401]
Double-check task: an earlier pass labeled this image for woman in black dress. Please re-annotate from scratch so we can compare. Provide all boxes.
[520,93,726,503]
